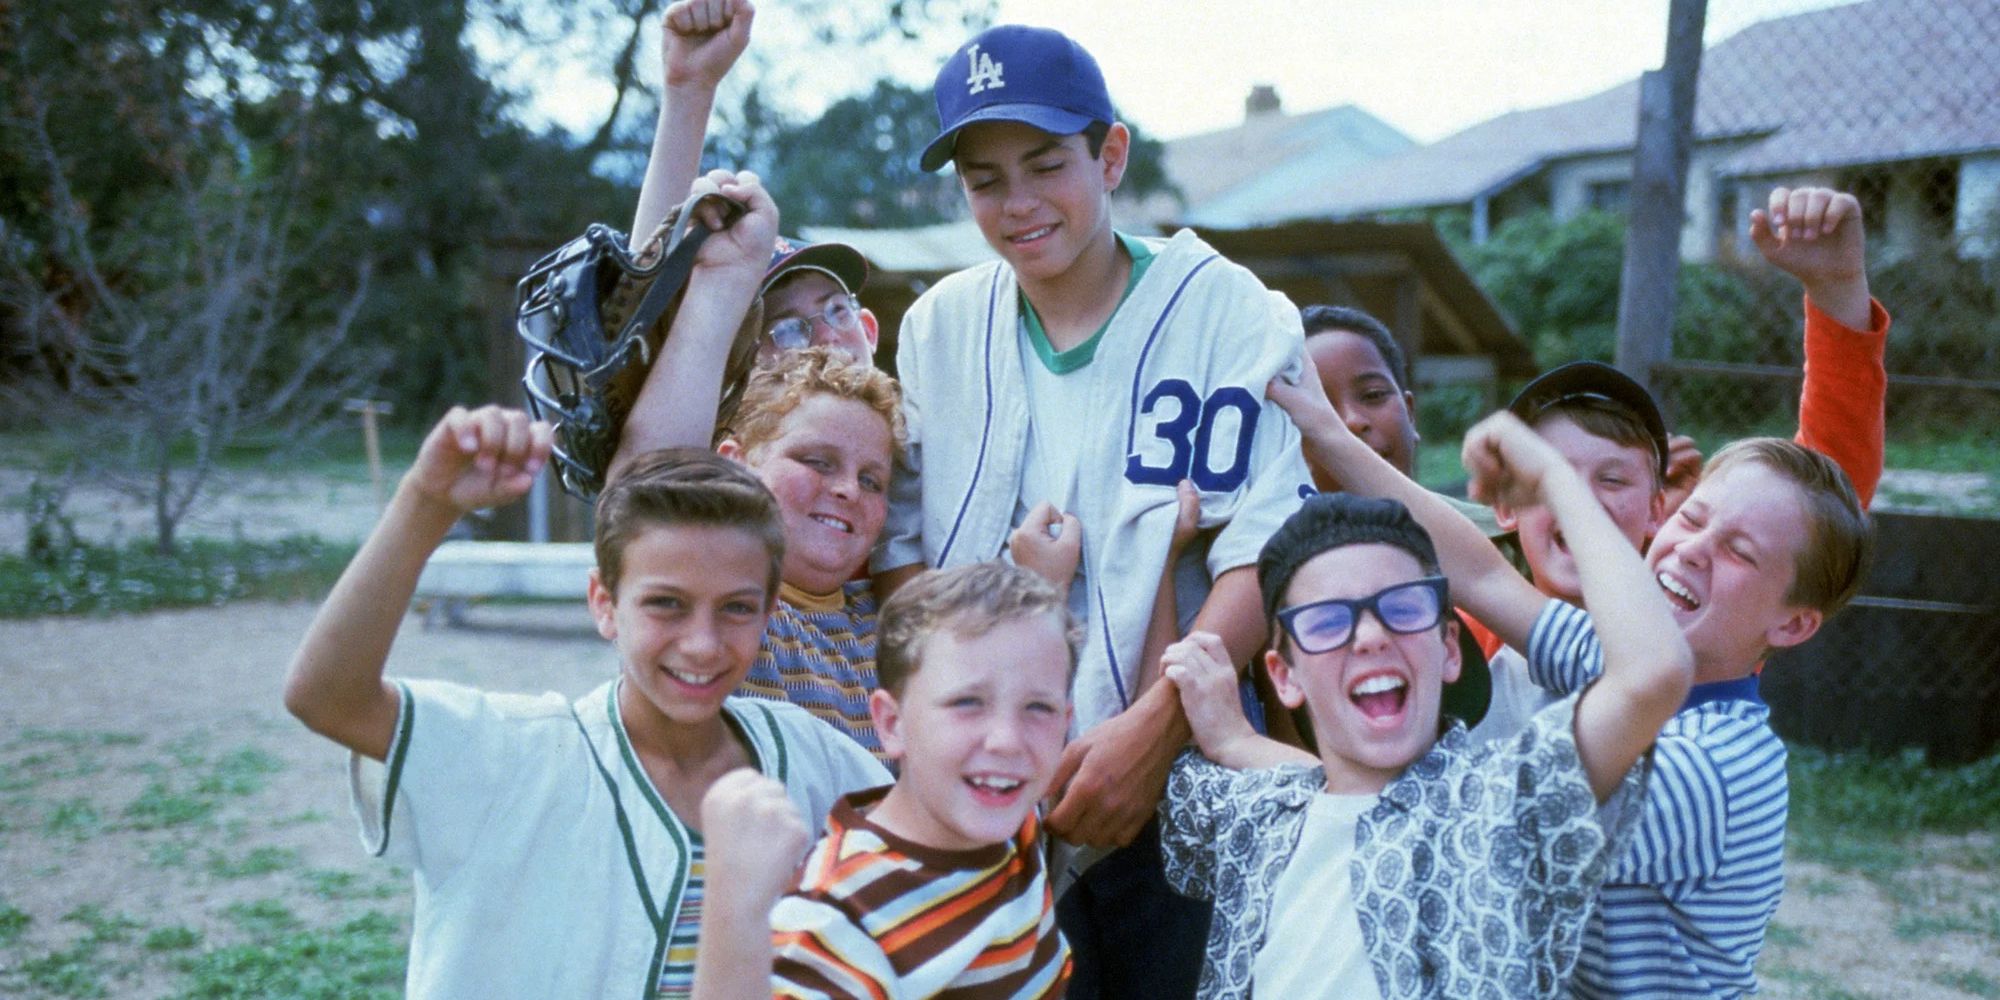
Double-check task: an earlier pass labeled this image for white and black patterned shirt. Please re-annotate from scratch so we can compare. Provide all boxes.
[1160,604,1647,1000]
[1528,600,1788,999]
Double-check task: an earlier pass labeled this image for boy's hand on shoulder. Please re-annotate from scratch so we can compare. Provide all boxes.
[1161,632,1253,760]
[688,169,778,280]
[1265,350,1343,442]
[404,406,552,516]
[700,769,810,911]
[1009,502,1082,589]
[663,0,753,90]
[1462,410,1568,509]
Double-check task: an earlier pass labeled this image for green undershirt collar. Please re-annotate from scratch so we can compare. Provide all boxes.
[1021,232,1155,374]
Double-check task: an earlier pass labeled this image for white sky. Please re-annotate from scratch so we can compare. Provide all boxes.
[514,0,1850,149]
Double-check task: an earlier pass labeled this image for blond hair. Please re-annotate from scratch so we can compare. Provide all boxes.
[875,562,1081,696]
[1704,438,1872,616]
[723,347,906,455]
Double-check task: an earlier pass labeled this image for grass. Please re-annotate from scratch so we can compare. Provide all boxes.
[1789,747,2000,845]
[207,847,303,880]
[1933,968,2000,999]
[170,910,405,1000]
[0,901,30,945]
[0,535,356,618]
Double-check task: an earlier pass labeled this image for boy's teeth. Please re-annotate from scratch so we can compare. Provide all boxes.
[668,668,717,686]
[1350,675,1406,697]
[1657,572,1700,608]
[967,776,1022,791]
[810,514,852,533]
[1014,226,1052,242]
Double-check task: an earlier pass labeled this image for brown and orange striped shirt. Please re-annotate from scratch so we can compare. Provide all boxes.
[769,788,1069,999]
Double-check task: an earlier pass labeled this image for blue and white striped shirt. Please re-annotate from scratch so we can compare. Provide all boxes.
[1528,600,1787,999]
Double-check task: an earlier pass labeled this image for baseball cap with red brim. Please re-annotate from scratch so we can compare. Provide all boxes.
[763,236,869,297]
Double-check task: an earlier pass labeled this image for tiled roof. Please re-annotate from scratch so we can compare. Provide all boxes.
[1258,0,2000,221]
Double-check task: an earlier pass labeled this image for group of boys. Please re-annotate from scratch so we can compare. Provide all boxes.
[282,1,1890,997]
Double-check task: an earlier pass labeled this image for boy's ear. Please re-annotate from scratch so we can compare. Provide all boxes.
[716,438,746,462]
[868,688,908,761]
[1646,486,1668,539]
[1764,605,1824,651]
[1440,616,1463,685]
[587,568,617,641]
[1264,649,1306,710]
[1099,122,1131,192]
[859,307,880,349]
[1492,497,1519,533]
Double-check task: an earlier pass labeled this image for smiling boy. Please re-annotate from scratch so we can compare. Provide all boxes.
[283,420,886,999]
[1274,357,1873,996]
[880,25,1314,994]
[1155,413,1692,996]
[691,561,1077,999]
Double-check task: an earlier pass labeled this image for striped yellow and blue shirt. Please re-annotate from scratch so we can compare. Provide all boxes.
[655,839,703,998]
[743,581,882,759]
[770,788,1069,999]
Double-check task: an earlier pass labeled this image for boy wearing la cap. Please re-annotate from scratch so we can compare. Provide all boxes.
[876,23,1315,996]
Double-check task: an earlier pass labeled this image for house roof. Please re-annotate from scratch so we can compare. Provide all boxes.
[1258,0,2000,221]
[1157,104,1416,227]
[800,220,995,275]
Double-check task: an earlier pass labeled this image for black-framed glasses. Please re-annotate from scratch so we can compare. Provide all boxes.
[1275,577,1450,654]
[765,296,861,351]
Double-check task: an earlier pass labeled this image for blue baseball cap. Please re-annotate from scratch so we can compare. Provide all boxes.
[918,25,1115,173]
[763,235,869,297]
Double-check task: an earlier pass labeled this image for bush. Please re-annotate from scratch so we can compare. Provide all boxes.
[0,536,355,617]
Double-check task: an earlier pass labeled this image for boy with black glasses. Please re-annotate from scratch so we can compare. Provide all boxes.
[1154,411,1692,999]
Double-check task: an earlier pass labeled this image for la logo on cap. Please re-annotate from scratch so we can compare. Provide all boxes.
[965,43,1005,94]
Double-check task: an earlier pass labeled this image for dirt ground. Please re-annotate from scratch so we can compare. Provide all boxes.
[2,600,1996,998]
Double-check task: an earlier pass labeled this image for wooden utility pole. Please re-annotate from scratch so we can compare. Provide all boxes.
[345,398,394,508]
[1615,0,1708,417]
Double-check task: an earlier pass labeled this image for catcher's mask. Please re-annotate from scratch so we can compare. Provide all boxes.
[518,193,762,500]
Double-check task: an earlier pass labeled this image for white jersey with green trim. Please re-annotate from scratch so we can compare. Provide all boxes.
[349,678,887,1000]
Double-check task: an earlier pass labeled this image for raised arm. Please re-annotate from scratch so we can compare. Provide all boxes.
[609,170,777,479]
[283,407,552,760]
[1269,358,1548,649]
[631,0,754,245]
[1751,186,1887,507]
[1461,412,1692,799]
[692,768,811,1000]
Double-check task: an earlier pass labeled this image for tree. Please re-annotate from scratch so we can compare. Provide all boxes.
[1,0,388,553]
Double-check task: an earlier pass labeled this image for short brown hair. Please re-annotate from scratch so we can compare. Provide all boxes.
[875,562,1081,697]
[593,448,786,598]
[1528,398,1664,492]
[1704,438,1872,615]
[723,347,906,456]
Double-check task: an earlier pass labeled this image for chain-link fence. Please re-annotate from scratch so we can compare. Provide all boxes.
[1647,0,2000,520]
[1342,0,2000,758]
[1638,0,2000,760]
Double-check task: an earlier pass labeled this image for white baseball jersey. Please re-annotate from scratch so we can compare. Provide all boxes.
[877,229,1314,731]
[350,678,889,1000]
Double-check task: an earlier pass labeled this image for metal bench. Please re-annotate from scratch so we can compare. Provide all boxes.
[413,541,595,626]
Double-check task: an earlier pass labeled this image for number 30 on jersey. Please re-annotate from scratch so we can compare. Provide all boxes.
[1123,379,1259,492]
